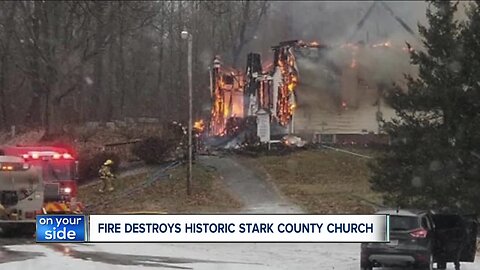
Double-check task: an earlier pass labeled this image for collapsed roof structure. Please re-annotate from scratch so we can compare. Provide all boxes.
[207,1,420,144]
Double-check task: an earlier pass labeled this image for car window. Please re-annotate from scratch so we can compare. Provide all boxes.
[421,216,431,230]
[390,216,420,231]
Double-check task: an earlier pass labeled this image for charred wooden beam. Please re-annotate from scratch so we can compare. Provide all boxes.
[379,1,416,37]
[347,2,377,43]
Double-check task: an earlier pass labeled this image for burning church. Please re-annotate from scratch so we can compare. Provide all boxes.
[207,1,420,146]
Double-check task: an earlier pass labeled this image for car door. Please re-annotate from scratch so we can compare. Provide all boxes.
[458,215,478,262]
[432,214,478,263]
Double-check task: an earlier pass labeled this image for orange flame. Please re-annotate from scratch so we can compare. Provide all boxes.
[372,40,392,48]
[276,48,298,126]
[223,105,230,118]
[262,62,274,72]
[194,120,205,132]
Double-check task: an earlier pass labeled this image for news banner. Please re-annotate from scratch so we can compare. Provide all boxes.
[36,214,390,243]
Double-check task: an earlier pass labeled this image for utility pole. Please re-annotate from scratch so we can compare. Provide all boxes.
[181,28,193,195]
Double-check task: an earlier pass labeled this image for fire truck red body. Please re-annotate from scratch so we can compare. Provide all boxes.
[0,146,79,205]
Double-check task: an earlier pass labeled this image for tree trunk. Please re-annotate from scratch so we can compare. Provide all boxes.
[118,3,126,118]
[44,89,51,135]
[0,56,7,129]
[44,2,61,136]
[105,38,115,121]
[0,2,16,129]
[0,55,9,130]
[176,1,184,120]
[90,2,106,121]
[24,1,43,126]
[156,2,165,120]
[104,5,116,122]
[232,0,251,67]
[167,0,175,121]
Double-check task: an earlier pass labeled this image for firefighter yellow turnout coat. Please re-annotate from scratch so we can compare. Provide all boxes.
[98,164,115,192]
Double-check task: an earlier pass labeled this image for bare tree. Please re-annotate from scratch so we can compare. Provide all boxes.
[0,2,17,129]
[0,0,272,135]
[202,1,269,67]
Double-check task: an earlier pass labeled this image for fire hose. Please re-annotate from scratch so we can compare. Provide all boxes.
[320,145,373,159]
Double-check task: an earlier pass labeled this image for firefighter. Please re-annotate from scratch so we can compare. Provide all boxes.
[0,203,6,218]
[98,159,115,193]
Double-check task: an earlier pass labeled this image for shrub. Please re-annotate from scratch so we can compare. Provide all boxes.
[78,151,121,183]
[162,121,186,143]
[116,125,139,140]
[131,136,175,165]
[72,126,99,143]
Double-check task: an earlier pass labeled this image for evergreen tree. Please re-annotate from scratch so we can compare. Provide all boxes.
[455,0,480,213]
[370,1,480,213]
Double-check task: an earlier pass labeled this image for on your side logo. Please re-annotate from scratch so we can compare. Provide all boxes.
[36,215,86,242]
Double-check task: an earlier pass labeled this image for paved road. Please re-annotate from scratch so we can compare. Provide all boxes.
[1,238,478,270]
[0,156,478,269]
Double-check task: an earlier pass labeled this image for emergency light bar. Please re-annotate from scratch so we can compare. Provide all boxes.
[22,151,74,160]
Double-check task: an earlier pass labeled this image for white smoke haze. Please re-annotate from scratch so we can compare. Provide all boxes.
[238,1,474,134]
[293,42,414,113]
[247,1,472,69]
[281,2,431,109]
[268,1,427,45]
[250,1,429,99]
[273,1,430,133]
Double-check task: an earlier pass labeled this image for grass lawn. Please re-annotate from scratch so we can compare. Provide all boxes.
[78,163,242,214]
[241,148,383,214]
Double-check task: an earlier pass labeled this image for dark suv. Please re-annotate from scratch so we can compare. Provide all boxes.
[361,209,478,270]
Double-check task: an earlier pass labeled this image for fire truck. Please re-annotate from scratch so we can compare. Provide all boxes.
[0,155,44,234]
[0,146,83,214]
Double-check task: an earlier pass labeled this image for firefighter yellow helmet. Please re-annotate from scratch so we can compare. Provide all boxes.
[104,159,113,166]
